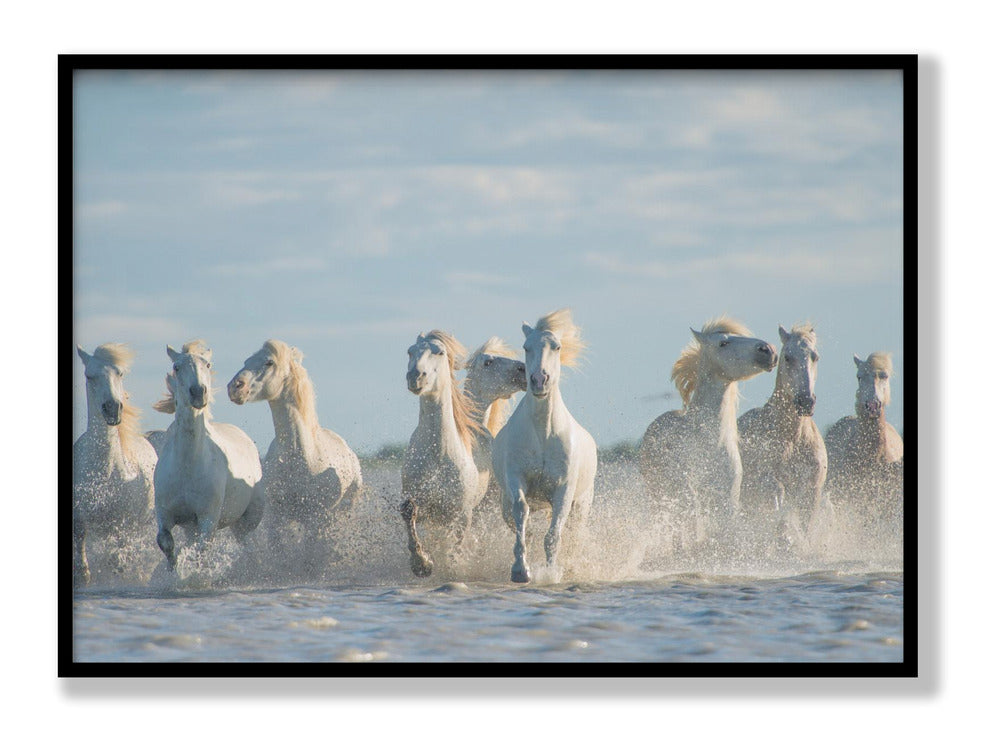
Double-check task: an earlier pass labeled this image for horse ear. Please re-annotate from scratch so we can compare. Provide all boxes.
[853,354,863,367]
[522,322,532,338]
[778,325,791,344]
[291,346,304,364]
[690,328,706,344]
[76,345,91,364]
[166,345,180,361]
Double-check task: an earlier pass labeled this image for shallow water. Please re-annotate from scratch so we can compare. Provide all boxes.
[72,462,904,662]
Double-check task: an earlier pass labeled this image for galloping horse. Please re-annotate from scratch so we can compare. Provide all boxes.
[73,343,157,585]
[152,341,264,570]
[491,309,597,583]
[639,317,777,551]
[400,331,482,577]
[825,352,903,519]
[738,324,830,547]
[228,340,362,574]
[463,337,527,498]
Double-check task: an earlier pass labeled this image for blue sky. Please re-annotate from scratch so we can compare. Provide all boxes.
[72,69,904,453]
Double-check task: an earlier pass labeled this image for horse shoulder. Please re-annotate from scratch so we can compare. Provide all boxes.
[207,422,263,484]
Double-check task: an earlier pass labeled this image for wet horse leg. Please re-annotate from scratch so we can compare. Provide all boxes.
[510,488,530,583]
[543,484,572,578]
[400,497,433,577]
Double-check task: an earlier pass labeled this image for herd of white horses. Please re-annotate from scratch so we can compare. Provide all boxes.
[73,309,903,586]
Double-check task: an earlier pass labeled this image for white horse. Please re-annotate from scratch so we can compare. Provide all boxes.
[824,352,903,519]
[491,309,597,583]
[152,340,264,570]
[463,337,527,496]
[401,330,482,577]
[639,317,777,550]
[227,339,363,571]
[73,343,157,585]
[738,324,831,546]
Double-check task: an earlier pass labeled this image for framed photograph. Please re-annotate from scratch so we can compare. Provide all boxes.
[62,54,914,674]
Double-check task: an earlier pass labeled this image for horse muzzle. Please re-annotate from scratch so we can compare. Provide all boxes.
[227,377,249,404]
[407,370,426,395]
[530,370,550,397]
[795,394,817,417]
[189,386,208,409]
[513,363,528,392]
[756,342,778,371]
[864,399,883,418]
[101,401,123,426]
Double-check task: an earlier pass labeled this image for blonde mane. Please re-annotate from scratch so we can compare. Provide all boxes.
[671,316,752,408]
[152,339,215,416]
[90,343,143,459]
[466,337,518,437]
[865,351,893,375]
[261,339,319,433]
[424,330,479,453]
[534,308,586,367]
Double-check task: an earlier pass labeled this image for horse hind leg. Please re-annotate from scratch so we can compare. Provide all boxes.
[400,497,433,577]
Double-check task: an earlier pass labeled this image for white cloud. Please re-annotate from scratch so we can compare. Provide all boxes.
[77,200,127,219]
[75,314,185,344]
[208,256,327,278]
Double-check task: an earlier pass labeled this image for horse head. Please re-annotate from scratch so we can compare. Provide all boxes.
[854,352,893,419]
[78,343,132,426]
[690,325,777,383]
[776,324,819,416]
[228,339,297,405]
[166,341,213,411]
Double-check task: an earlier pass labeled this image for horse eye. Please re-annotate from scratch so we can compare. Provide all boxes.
[719,340,729,348]
[484,358,493,367]
[265,359,275,367]
[172,363,180,372]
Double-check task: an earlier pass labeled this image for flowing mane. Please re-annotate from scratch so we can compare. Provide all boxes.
[91,343,143,459]
[424,330,479,453]
[466,336,519,437]
[865,351,894,376]
[152,339,215,416]
[671,316,753,408]
[261,339,319,434]
[534,308,586,367]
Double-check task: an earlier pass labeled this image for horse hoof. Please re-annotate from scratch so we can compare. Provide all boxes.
[511,567,530,584]
[411,555,433,578]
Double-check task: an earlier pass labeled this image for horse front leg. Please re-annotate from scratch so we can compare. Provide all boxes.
[400,497,433,577]
[156,523,177,570]
[509,487,531,583]
[543,484,573,578]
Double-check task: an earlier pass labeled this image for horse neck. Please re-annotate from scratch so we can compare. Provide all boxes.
[854,410,890,455]
[268,386,319,460]
[766,381,807,434]
[525,384,566,439]
[417,380,467,457]
[171,403,211,455]
[687,374,739,447]
[85,394,129,463]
